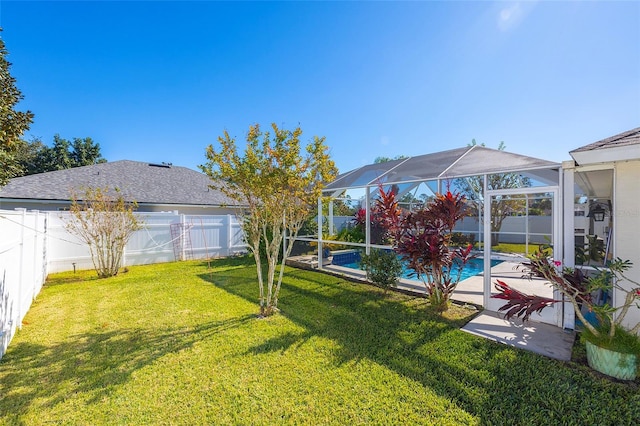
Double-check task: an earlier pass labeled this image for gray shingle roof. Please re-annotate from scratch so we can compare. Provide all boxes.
[0,160,241,207]
[570,127,640,153]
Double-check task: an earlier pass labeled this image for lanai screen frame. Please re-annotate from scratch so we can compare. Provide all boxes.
[313,145,563,315]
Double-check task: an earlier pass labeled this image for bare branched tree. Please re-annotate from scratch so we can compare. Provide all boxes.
[65,187,144,278]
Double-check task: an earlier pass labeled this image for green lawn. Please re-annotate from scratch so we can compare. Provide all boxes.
[476,242,540,256]
[1,258,638,425]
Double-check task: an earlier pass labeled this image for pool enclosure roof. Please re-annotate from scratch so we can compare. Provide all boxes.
[324,145,561,192]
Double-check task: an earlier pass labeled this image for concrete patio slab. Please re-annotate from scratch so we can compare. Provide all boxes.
[461,311,575,361]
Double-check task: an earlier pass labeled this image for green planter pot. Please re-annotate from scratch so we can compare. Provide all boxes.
[585,340,638,381]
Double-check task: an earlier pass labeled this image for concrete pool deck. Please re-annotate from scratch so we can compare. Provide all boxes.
[323,258,551,308]
[293,257,575,361]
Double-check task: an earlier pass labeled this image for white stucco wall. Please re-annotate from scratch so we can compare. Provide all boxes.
[614,160,640,332]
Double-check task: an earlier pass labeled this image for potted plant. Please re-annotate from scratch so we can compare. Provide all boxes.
[493,248,640,380]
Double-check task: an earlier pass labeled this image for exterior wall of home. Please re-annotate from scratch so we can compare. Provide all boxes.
[0,200,70,211]
[614,160,640,332]
[0,199,239,216]
[138,205,241,215]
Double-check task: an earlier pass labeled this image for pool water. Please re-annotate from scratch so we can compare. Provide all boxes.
[341,257,502,282]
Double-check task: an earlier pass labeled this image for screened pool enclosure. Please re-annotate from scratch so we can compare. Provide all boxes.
[291,145,566,327]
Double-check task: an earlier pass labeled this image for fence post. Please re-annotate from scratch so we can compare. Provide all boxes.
[181,214,186,261]
[227,214,233,256]
[43,212,49,290]
[32,210,39,300]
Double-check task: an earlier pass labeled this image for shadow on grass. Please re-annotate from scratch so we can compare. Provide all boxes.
[196,255,255,270]
[0,314,254,419]
[201,262,640,424]
[43,272,104,287]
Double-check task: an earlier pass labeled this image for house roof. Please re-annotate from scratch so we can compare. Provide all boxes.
[570,127,640,165]
[0,160,240,207]
[324,145,561,192]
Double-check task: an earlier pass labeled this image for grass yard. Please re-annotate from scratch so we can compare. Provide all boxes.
[1,257,638,425]
[476,242,540,256]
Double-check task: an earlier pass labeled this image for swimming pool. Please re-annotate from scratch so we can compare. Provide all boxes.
[336,254,502,282]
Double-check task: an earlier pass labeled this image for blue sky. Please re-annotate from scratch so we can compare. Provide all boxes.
[2,1,639,174]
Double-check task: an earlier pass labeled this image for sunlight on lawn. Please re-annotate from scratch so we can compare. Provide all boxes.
[0,258,637,425]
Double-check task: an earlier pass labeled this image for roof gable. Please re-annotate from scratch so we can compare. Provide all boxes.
[570,127,640,165]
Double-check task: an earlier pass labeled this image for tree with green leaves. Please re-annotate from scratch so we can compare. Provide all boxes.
[202,123,337,316]
[46,134,73,170]
[0,29,34,186]
[69,135,105,167]
[454,140,530,246]
[14,134,106,176]
[374,155,408,164]
[12,137,46,175]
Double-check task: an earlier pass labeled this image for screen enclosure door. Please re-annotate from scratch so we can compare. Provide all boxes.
[483,188,562,327]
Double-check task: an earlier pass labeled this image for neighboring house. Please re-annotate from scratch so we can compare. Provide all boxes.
[563,127,640,331]
[0,160,243,214]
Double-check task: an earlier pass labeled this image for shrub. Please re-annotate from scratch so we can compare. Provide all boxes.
[450,232,475,247]
[393,191,474,312]
[65,187,143,278]
[360,249,403,293]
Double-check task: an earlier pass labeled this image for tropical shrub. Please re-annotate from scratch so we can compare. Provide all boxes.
[493,248,640,354]
[450,232,475,248]
[370,187,474,312]
[336,224,365,244]
[575,234,605,266]
[353,184,402,245]
[360,249,403,293]
[349,184,474,311]
[392,191,474,311]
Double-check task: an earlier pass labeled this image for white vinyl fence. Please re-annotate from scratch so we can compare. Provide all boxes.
[47,211,247,273]
[0,209,246,359]
[0,209,47,359]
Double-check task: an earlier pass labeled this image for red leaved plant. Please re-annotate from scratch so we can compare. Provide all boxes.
[493,279,559,321]
[352,184,474,312]
[353,184,402,245]
[390,189,474,312]
[492,247,640,342]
